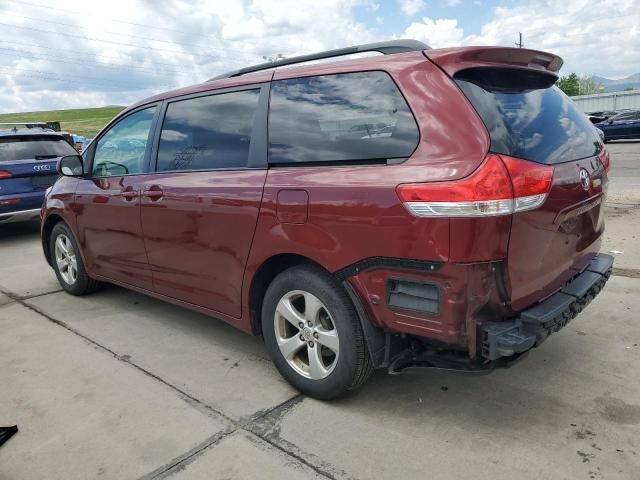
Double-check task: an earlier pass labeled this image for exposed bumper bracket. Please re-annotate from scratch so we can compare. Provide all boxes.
[387,346,528,375]
[481,254,614,361]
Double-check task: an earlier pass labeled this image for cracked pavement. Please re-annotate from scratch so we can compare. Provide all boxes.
[1,141,639,479]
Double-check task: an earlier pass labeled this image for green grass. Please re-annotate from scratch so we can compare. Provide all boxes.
[0,106,126,138]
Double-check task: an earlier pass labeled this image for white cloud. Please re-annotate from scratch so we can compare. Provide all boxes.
[463,0,640,77]
[446,0,461,6]
[403,17,464,48]
[398,0,425,16]
[0,0,376,112]
[1,0,639,113]
[403,0,640,77]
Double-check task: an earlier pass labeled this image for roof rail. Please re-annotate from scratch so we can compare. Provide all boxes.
[209,39,430,81]
[0,122,49,127]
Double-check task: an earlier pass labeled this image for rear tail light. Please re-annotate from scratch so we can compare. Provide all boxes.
[0,170,12,179]
[397,154,553,217]
[597,148,610,172]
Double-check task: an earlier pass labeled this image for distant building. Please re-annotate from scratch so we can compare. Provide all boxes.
[571,90,640,112]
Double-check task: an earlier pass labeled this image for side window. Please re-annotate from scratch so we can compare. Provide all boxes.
[156,89,260,172]
[268,71,419,164]
[92,107,156,177]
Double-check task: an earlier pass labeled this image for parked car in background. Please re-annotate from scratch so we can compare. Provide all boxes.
[0,123,76,223]
[595,109,640,141]
[41,41,613,399]
[586,110,620,124]
[80,138,93,154]
[58,131,76,147]
[72,135,87,152]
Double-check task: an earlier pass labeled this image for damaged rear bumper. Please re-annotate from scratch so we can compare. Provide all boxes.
[481,253,614,361]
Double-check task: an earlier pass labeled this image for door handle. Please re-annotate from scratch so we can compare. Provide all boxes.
[143,187,163,200]
[120,190,138,201]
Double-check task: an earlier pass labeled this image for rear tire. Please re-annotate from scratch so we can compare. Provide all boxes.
[50,222,101,295]
[261,264,373,400]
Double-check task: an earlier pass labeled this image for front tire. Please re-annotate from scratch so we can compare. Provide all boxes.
[50,222,101,295]
[261,265,373,400]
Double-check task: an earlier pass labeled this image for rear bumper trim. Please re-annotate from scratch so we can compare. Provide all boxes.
[0,208,41,223]
[482,253,614,360]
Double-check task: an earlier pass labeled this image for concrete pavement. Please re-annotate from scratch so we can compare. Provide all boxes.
[607,140,640,196]
[0,141,639,479]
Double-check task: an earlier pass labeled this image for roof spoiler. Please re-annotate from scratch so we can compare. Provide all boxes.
[426,46,563,79]
[209,39,430,81]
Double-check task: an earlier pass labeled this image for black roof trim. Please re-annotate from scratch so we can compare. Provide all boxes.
[0,122,49,128]
[209,39,430,81]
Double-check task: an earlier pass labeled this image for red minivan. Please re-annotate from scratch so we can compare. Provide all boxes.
[42,40,613,399]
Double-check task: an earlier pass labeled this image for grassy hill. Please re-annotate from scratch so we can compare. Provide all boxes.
[0,106,125,138]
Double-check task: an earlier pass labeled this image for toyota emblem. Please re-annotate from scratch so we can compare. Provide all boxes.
[579,169,590,190]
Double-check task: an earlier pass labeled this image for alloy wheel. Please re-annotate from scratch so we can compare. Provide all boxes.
[54,234,78,285]
[273,290,340,380]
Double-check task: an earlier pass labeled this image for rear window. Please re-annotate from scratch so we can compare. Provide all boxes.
[268,71,419,165]
[455,69,601,164]
[0,137,77,162]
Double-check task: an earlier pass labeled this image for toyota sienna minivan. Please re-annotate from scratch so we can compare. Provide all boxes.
[41,40,613,399]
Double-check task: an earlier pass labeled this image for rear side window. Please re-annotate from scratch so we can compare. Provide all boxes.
[156,89,260,172]
[0,137,76,162]
[268,71,419,165]
[455,69,601,164]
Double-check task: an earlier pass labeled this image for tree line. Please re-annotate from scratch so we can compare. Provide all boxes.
[556,73,637,96]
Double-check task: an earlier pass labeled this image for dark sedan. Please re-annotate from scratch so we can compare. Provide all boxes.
[595,110,640,141]
[587,110,620,124]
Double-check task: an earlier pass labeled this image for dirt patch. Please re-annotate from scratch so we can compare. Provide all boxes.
[596,394,640,425]
[612,267,640,279]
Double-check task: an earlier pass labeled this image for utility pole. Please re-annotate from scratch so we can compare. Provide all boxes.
[515,32,524,48]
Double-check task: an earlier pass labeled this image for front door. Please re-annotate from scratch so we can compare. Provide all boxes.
[74,106,158,290]
[617,111,640,138]
[140,87,268,317]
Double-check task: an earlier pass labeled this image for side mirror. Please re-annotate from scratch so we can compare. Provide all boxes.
[57,155,84,177]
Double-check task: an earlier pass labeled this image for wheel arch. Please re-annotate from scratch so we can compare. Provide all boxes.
[248,253,327,336]
[247,253,387,368]
[41,213,65,266]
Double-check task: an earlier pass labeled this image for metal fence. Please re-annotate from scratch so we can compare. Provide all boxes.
[571,90,640,113]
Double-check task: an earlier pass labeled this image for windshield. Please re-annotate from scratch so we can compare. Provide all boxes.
[456,75,602,165]
[0,136,77,162]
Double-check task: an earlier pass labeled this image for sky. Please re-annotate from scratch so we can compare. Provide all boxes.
[0,0,638,112]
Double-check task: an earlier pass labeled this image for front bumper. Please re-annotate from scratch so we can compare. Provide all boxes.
[482,253,614,361]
